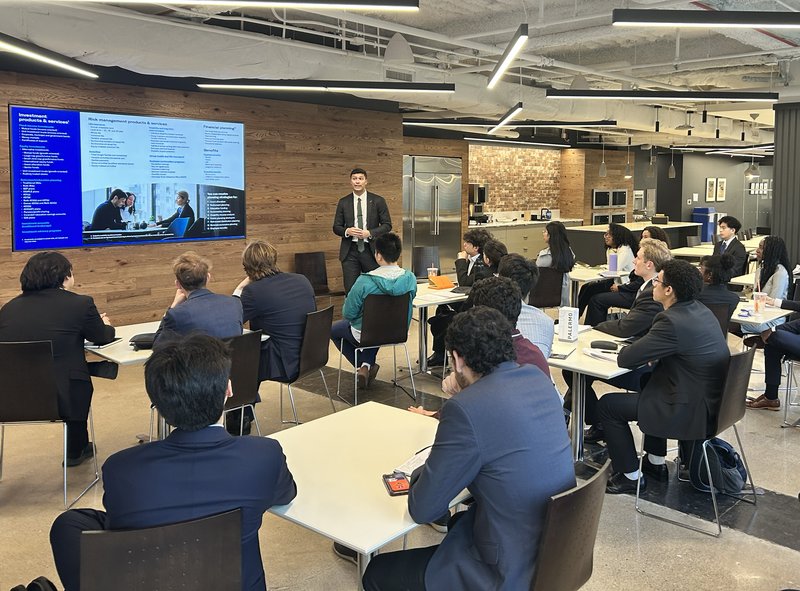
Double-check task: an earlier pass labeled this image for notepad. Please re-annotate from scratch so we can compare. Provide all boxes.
[84,337,122,349]
[428,275,455,289]
[395,446,432,477]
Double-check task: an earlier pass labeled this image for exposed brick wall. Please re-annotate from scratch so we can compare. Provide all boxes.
[469,145,561,213]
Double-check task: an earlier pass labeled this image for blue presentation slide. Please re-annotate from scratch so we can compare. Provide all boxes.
[9,106,246,251]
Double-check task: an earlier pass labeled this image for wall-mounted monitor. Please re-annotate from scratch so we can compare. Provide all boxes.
[9,105,246,251]
[612,190,627,207]
[592,189,611,208]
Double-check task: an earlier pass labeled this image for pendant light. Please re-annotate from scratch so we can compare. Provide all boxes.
[599,135,607,177]
[744,148,761,180]
[668,145,676,179]
[702,104,708,124]
[741,121,746,142]
[715,116,720,139]
[624,136,633,179]
[654,106,660,132]
[647,146,656,178]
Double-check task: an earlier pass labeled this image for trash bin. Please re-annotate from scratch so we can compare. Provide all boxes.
[692,207,716,242]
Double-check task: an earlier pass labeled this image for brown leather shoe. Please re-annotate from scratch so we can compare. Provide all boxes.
[357,365,369,390]
[368,363,380,387]
[746,394,780,410]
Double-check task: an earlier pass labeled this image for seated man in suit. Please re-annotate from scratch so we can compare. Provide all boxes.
[426,228,494,367]
[154,251,243,346]
[498,253,554,358]
[88,188,127,230]
[599,259,730,493]
[49,334,297,591]
[563,238,671,443]
[157,190,196,228]
[330,232,416,389]
[362,306,575,591]
[713,215,748,289]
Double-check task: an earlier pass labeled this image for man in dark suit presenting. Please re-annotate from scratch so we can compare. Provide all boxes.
[332,168,392,293]
[49,334,297,591]
[362,306,575,591]
[598,259,730,494]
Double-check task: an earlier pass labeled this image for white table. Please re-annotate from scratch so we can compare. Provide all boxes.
[548,328,631,463]
[566,267,627,308]
[730,272,755,288]
[268,402,469,589]
[85,321,161,365]
[729,300,794,327]
[412,283,468,372]
[670,245,714,259]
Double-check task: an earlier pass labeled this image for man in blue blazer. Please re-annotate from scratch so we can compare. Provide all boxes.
[154,251,243,346]
[332,168,393,293]
[362,306,575,591]
[50,334,297,591]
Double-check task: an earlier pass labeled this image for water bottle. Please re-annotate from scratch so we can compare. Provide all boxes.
[608,252,618,272]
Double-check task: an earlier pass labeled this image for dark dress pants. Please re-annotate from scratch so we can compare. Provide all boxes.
[331,319,378,367]
[584,289,637,327]
[577,279,614,316]
[342,241,379,293]
[562,367,651,427]
[50,509,108,591]
[65,421,89,458]
[362,546,437,591]
[597,392,667,474]
[764,319,800,400]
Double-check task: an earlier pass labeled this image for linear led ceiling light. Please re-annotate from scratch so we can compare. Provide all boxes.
[40,0,419,9]
[197,80,454,93]
[488,102,524,134]
[612,9,800,29]
[402,119,615,128]
[545,89,778,102]
[0,32,98,79]
[487,24,529,89]
[465,136,569,149]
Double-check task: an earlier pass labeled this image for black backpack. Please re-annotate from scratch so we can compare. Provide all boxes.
[688,437,747,494]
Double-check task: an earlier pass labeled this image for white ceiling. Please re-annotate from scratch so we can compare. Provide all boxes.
[3,0,800,149]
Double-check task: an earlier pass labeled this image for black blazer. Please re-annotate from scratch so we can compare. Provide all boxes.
[595,281,662,338]
[697,283,740,320]
[617,300,730,440]
[0,288,115,420]
[332,191,392,261]
[89,200,125,230]
[158,203,196,228]
[713,237,748,276]
[240,273,316,382]
[454,256,491,287]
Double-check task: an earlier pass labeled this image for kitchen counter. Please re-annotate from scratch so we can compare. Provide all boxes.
[472,218,583,228]
[469,218,583,259]
[568,221,702,233]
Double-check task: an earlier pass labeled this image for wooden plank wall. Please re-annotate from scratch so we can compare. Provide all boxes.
[0,72,404,324]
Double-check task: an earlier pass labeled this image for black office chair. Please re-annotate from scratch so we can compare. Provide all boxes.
[336,294,416,406]
[529,268,564,309]
[635,348,758,537]
[184,217,205,238]
[530,460,611,591]
[702,302,732,337]
[224,331,263,436]
[273,306,337,425]
[80,509,241,591]
[294,252,345,297]
[412,246,440,280]
[0,341,99,508]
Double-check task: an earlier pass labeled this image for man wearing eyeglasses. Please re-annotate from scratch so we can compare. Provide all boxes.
[598,259,730,494]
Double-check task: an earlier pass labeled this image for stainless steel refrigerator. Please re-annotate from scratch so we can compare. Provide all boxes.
[402,155,463,275]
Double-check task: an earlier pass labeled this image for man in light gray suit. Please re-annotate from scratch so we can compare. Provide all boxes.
[362,306,575,591]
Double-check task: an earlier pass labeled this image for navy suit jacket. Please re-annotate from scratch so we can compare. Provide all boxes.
[595,282,662,338]
[713,237,748,276]
[0,288,115,420]
[102,426,297,591]
[409,362,575,590]
[332,191,392,261]
[617,300,730,440]
[240,273,316,382]
[155,288,243,346]
[89,200,125,230]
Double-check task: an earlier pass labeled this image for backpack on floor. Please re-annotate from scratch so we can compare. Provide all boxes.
[688,437,747,494]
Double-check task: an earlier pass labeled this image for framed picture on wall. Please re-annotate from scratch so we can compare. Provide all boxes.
[705,177,717,202]
[716,178,727,202]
